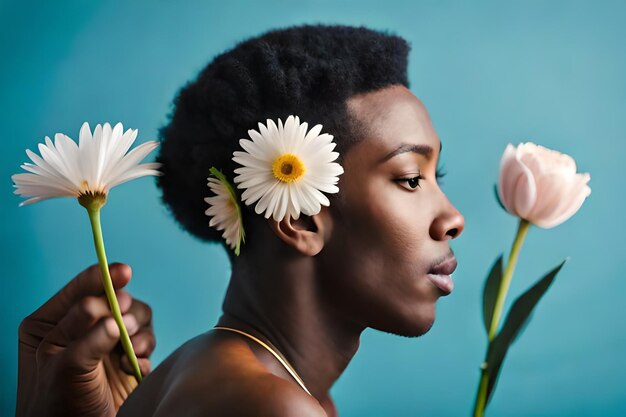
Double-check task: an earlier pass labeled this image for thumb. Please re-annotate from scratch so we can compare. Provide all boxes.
[66,315,138,370]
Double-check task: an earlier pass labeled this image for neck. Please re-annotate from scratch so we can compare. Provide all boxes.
[216,250,364,403]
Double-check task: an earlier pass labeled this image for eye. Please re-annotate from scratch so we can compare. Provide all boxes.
[395,174,424,190]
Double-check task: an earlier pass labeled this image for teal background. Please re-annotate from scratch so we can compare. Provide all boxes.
[1,0,624,415]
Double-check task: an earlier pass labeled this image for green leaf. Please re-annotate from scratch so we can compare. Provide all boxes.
[482,255,504,334]
[484,258,567,406]
[511,311,534,345]
[494,183,506,211]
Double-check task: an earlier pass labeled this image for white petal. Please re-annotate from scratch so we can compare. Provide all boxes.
[106,164,162,190]
[241,182,273,204]
[254,181,281,216]
[39,140,71,180]
[291,182,313,215]
[106,128,138,169]
[239,139,275,162]
[273,185,289,222]
[304,124,323,141]
[24,150,77,191]
[231,116,345,222]
[233,152,272,170]
[288,184,301,216]
[53,134,81,182]
[237,172,275,189]
[79,122,92,147]
[266,182,285,220]
[13,122,160,206]
[105,141,159,186]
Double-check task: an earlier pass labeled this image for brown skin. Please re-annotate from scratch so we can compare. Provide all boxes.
[17,263,156,417]
[118,84,464,417]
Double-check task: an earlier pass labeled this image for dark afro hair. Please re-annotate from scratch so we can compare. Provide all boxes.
[156,24,410,257]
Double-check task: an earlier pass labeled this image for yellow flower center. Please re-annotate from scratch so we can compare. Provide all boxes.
[272,153,306,183]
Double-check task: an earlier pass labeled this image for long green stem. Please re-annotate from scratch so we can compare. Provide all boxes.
[86,206,143,383]
[473,218,530,416]
[488,218,530,340]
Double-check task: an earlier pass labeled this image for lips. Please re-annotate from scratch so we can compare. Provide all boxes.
[427,255,458,295]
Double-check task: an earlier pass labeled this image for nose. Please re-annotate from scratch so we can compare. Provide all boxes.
[430,196,465,241]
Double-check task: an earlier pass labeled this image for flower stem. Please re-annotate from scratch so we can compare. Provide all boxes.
[85,205,143,383]
[473,218,531,416]
[488,218,530,340]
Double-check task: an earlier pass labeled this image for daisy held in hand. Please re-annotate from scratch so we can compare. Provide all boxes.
[204,115,344,254]
[12,121,161,383]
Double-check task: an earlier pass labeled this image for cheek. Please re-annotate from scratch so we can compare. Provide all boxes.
[319,183,441,332]
[354,181,432,259]
[324,179,433,281]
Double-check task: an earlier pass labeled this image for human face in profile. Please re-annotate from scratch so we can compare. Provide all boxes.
[316,85,465,337]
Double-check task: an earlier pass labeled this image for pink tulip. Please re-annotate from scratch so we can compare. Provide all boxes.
[497,142,591,228]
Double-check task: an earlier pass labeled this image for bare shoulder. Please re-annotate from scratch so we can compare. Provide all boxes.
[143,331,327,417]
[155,375,327,417]
[154,365,326,417]
[245,374,327,417]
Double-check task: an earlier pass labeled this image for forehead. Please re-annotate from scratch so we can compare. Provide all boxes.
[345,85,440,162]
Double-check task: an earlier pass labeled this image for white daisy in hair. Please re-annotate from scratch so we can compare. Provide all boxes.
[205,167,246,256]
[232,115,344,222]
[12,122,161,207]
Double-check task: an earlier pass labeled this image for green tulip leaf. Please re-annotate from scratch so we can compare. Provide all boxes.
[511,311,534,345]
[484,258,567,405]
[494,183,507,211]
[482,255,504,334]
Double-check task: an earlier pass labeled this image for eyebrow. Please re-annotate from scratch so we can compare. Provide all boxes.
[377,142,442,164]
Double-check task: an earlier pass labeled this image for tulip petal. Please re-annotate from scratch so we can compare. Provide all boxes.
[534,173,591,228]
[498,144,538,217]
[526,172,567,223]
[512,164,537,219]
[498,144,517,212]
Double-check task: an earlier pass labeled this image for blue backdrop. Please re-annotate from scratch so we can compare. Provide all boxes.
[1,1,624,415]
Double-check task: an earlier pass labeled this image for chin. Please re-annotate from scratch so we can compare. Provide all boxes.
[403,316,436,337]
[373,304,437,338]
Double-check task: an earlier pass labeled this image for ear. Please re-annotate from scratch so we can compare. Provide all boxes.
[268,209,331,256]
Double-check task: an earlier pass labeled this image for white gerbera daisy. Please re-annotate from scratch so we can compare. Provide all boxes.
[205,167,245,255]
[10,121,160,383]
[12,122,161,207]
[232,115,344,222]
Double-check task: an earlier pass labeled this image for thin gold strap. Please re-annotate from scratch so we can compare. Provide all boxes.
[213,326,312,396]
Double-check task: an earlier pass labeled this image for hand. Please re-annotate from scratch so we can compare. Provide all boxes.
[17,263,156,417]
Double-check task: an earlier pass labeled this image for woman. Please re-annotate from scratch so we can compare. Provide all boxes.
[119,24,464,416]
[17,23,464,417]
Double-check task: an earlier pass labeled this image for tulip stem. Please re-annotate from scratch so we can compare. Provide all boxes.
[488,218,530,340]
[85,204,143,383]
[473,218,531,417]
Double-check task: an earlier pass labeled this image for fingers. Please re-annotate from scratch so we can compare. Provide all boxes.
[121,355,152,376]
[29,262,132,324]
[64,314,139,371]
[129,329,156,358]
[127,298,152,329]
[121,299,155,375]
[126,299,154,356]
[39,290,132,349]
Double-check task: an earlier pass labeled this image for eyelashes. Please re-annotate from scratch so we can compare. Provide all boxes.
[395,164,447,190]
[435,164,447,185]
[395,175,424,189]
